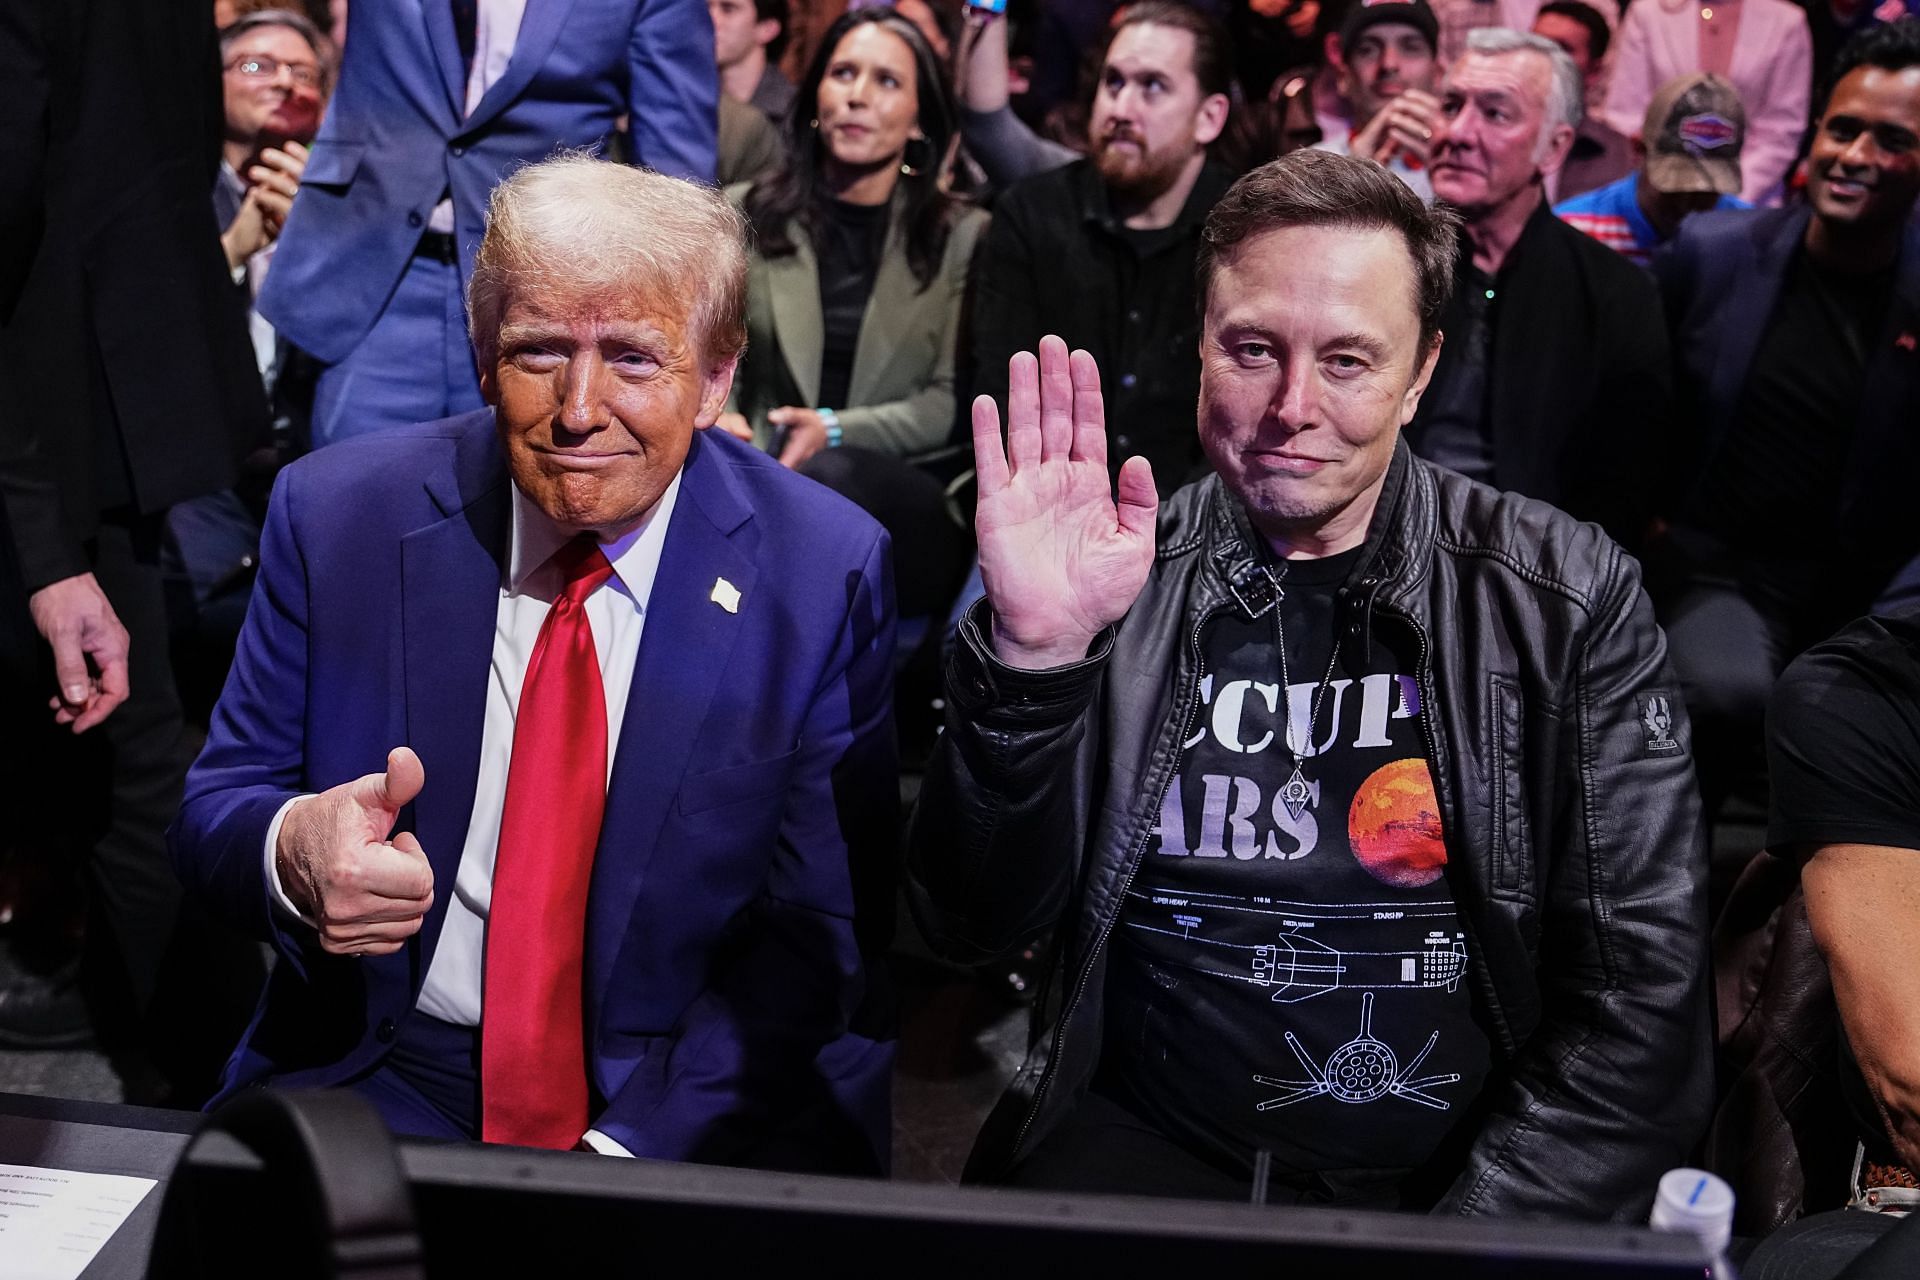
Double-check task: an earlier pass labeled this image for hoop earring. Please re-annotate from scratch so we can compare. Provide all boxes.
[900,133,934,177]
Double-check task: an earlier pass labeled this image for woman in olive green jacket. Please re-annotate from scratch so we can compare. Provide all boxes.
[719,7,986,614]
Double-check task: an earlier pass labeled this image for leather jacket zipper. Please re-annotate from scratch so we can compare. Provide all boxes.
[1007,602,1218,1166]
[1374,591,1513,1059]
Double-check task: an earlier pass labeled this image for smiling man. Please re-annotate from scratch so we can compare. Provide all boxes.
[1651,17,1920,818]
[909,148,1711,1218]
[1407,26,1672,548]
[169,157,900,1172]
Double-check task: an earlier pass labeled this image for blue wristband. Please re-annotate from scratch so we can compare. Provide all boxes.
[818,407,843,448]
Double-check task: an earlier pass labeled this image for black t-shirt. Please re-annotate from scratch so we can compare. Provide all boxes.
[1685,251,1895,564]
[1768,606,1920,1162]
[815,197,889,410]
[1101,546,1490,1192]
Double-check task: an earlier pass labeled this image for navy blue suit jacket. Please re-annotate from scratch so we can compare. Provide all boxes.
[1656,204,1920,594]
[258,0,718,363]
[170,415,899,1173]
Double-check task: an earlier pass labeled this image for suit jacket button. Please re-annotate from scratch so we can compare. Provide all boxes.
[376,1017,397,1044]
[450,144,466,158]
[407,211,423,228]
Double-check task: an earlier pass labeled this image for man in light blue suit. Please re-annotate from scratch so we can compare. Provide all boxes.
[259,0,719,449]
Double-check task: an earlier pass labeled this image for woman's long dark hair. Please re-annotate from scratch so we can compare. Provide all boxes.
[743,8,960,291]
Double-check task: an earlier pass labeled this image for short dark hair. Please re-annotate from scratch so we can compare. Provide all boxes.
[1197,150,1458,362]
[1824,15,1920,111]
[755,0,790,63]
[1536,1,1610,63]
[1106,1,1234,101]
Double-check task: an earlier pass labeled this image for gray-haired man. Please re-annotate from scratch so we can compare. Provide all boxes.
[1407,28,1674,549]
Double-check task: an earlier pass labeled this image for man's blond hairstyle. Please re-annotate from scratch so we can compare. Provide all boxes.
[467,154,749,371]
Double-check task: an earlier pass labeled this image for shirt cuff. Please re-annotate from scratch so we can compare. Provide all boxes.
[263,794,319,927]
[579,1129,633,1157]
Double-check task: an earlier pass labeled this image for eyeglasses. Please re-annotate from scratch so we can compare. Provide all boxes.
[225,55,323,89]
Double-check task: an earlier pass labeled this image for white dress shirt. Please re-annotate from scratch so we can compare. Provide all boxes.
[263,469,682,1154]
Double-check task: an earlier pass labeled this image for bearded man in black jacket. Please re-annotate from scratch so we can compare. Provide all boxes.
[907,149,1711,1220]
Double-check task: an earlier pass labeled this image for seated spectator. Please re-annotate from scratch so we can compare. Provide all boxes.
[1649,17,1920,814]
[1532,0,1631,200]
[1410,28,1672,547]
[1742,606,1920,1274]
[214,8,328,412]
[711,0,796,120]
[1314,0,1443,200]
[909,149,1711,1216]
[722,8,986,620]
[169,156,899,1170]
[972,1,1234,496]
[1603,0,1812,205]
[1558,73,1751,268]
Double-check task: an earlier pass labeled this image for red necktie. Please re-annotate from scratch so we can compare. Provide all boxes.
[481,536,615,1148]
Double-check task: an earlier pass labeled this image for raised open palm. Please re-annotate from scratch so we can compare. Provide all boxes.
[973,336,1159,670]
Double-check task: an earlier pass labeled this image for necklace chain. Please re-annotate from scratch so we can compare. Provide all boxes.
[1271,571,1345,769]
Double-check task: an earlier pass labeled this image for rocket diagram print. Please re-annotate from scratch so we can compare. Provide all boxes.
[1127,667,1471,1114]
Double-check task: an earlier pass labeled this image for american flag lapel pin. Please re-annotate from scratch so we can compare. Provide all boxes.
[710,577,741,613]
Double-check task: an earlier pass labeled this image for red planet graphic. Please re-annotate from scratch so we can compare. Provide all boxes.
[1348,758,1448,888]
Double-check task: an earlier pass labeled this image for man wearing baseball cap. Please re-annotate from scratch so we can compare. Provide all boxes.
[1316,0,1444,199]
[1557,74,1752,268]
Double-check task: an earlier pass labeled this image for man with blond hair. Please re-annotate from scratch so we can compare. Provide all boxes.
[170,156,899,1173]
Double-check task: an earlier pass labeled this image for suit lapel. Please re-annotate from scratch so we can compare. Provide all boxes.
[584,432,758,1026]
[463,0,582,136]
[401,417,511,974]
[767,235,824,408]
[418,0,470,123]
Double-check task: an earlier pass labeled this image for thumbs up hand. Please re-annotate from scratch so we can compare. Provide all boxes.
[276,747,436,957]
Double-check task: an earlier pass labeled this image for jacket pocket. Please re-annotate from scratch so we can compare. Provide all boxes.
[300,139,365,188]
[1488,675,1533,902]
[675,746,803,816]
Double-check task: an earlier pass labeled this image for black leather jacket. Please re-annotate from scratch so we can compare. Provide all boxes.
[907,444,1713,1220]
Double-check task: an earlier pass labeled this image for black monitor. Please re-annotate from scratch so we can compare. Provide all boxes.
[167,1123,1713,1279]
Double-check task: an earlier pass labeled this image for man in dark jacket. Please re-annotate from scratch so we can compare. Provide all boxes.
[908,149,1711,1219]
[969,2,1233,497]
[1410,27,1672,550]
[1650,18,1920,814]
[0,0,267,1092]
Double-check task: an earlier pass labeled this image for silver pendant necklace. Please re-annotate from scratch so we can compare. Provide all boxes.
[1271,573,1344,822]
